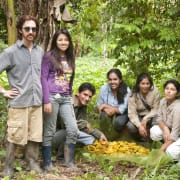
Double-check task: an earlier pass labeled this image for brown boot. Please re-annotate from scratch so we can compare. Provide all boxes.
[24,141,43,173]
[4,142,15,178]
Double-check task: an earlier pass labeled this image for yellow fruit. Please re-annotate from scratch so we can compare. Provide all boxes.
[86,140,150,155]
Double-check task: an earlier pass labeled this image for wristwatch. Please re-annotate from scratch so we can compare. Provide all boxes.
[0,89,6,94]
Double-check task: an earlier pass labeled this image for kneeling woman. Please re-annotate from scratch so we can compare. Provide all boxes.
[128,73,160,140]
[97,68,131,137]
[150,79,180,160]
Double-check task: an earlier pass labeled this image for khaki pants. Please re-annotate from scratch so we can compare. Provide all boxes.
[7,106,43,145]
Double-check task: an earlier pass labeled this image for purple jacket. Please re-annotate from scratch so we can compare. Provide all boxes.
[41,51,73,104]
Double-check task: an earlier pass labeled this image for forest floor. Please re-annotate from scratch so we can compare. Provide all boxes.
[0,155,143,180]
[0,141,146,180]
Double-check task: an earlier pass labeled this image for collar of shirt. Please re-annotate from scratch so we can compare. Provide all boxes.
[16,40,37,49]
[161,98,180,110]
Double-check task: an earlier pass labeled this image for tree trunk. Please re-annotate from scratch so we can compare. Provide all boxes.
[6,0,16,45]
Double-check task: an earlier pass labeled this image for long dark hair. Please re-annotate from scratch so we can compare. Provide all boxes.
[107,68,128,104]
[132,72,154,95]
[164,79,180,98]
[50,28,75,82]
[16,15,39,40]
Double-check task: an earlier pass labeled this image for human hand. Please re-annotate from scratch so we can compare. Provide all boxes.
[3,88,19,99]
[138,125,148,138]
[104,107,115,116]
[44,103,52,114]
[99,134,108,142]
[86,123,92,133]
[141,119,147,129]
[98,104,106,112]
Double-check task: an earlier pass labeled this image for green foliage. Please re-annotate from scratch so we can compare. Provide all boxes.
[0,41,9,91]
[0,149,6,157]
[0,9,8,44]
[104,0,180,79]
[0,96,7,141]
[73,56,117,112]
[82,149,176,179]
[69,0,180,81]
[142,163,180,180]
[70,0,109,57]
[0,40,8,52]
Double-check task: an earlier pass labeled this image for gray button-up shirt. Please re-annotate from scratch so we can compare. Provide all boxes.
[0,40,44,108]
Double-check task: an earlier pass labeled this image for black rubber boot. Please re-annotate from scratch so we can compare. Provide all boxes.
[42,146,53,171]
[4,142,15,178]
[24,141,43,173]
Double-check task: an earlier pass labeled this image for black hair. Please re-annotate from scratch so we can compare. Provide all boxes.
[16,15,39,40]
[78,82,96,95]
[50,28,75,83]
[107,68,128,104]
[132,72,154,94]
[164,79,180,95]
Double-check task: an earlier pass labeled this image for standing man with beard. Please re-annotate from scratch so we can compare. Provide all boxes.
[0,15,44,177]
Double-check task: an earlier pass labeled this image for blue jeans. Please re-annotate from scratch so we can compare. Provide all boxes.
[43,94,78,146]
[52,129,95,149]
[78,131,95,145]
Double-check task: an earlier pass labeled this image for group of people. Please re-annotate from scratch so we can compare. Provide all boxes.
[0,15,179,178]
[97,68,180,161]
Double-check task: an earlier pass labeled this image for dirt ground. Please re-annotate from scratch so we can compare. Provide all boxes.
[0,138,146,180]
[0,154,143,180]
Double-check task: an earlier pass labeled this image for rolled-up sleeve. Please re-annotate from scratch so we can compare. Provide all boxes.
[170,104,180,141]
[118,87,131,114]
[128,94,141,128]
[0,50,12,74]
[156,99,165,122]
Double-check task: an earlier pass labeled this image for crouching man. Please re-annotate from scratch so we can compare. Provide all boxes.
[52,82,107,160]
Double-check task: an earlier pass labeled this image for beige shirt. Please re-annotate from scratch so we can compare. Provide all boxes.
[128,87,160,127]
[157,98,180,141]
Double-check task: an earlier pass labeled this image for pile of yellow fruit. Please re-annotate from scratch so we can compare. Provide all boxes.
[86,140,150,155]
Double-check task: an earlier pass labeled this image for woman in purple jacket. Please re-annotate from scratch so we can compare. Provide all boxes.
[41,29,78,170]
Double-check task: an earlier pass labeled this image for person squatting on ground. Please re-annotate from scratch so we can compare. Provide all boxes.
[128,73,160,141]
[0,15,44,177]
[41,28,79,171]
[52,82,107,160]
[150,79,180,160]
[96,68,131,137]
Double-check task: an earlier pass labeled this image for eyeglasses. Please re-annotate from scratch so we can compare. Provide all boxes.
[22,27,37,32]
